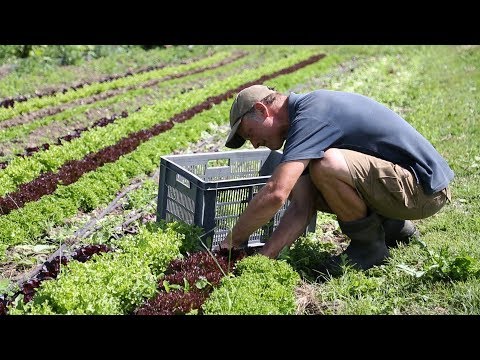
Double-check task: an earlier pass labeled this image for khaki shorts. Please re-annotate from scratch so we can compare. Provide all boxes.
[313,149,451,220]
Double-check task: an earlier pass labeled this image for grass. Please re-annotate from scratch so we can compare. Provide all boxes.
[292,45,480,314]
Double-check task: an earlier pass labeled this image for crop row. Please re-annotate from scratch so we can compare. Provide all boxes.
[0,49,317,197]
[0,50,236,123]
[0,52,200,109]
[0,244,111,314]
[7,221,299,315]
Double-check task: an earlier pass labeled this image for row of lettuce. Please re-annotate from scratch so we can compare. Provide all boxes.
[9,222,300,315]
[0,50,242,163]
[0,48,322,196]
[0,48,310,163]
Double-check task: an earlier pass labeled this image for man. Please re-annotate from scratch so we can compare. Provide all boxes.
[219,84,453,270]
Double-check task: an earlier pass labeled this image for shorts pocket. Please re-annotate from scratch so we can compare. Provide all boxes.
[378,176,408,206]
[376,165,416,209]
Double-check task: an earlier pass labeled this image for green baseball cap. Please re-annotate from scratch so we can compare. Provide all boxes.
[225,84,275,149]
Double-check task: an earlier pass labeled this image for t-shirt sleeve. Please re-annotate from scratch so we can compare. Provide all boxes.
[281,116,342,163]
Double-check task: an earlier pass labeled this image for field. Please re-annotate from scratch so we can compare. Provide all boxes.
[0,45,479,315]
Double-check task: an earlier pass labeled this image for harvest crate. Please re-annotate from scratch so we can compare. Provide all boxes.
[157,149,316,250]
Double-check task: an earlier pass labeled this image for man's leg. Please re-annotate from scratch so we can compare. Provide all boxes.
[337,149,450,247]
[308,183,420,249]
[340,149,450,220]
[309,149,389,270]
[309,149,367,222]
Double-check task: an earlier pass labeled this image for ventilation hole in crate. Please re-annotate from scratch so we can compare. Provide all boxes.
[212,229,229,249]
[207,158,230,167]
[166,185,195,225]
[230,160,263,178]
[166,185,195,210]
[166,200,194,224]
[185,164,207,178]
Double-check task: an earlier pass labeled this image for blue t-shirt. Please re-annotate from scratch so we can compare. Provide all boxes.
[282,90,454,194]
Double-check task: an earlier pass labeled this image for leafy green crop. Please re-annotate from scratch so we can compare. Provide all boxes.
[202,255,300,315]
[9,223,190,315]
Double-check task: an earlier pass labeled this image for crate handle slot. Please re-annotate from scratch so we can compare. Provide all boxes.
[175,174,191,189]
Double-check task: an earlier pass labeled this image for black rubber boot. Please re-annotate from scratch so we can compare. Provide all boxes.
[334,212,390,271]
[380,217,419,248]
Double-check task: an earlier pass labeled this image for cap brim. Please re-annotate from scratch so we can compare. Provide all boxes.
[225,118,246,149]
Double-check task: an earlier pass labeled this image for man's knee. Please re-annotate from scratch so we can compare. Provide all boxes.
[309,148,354,186]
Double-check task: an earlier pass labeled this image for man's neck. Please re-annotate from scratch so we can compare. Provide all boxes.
[277,96,290,139]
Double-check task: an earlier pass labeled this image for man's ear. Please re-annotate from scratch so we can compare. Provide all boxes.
[254,102,268,118]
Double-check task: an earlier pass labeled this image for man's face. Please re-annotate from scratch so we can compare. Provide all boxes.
[237,116,284,150]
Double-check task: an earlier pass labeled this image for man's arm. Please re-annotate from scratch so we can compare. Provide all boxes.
[220,159,309,250]
[258,174,318,258]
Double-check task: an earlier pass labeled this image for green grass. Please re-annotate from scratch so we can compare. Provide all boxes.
[291,45,480,314]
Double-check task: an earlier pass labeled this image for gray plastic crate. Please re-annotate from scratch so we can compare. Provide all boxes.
[157,149,316,250]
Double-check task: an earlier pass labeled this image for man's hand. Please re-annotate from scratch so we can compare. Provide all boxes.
[218,230,244,251]
[219,233,233,251]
